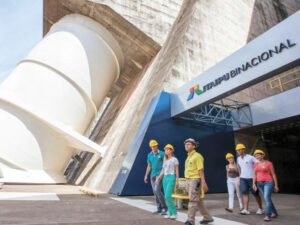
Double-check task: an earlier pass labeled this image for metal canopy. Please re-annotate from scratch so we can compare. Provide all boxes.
[177,98,253,128]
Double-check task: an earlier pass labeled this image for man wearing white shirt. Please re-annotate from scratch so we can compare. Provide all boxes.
[236,143,263,215]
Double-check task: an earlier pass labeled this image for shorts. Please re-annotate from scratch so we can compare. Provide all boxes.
[240,178,259,195]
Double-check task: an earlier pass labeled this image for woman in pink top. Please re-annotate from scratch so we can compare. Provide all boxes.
[252,149,279,222]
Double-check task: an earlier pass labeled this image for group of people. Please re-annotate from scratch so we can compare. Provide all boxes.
[225,143,279,222]
[144,138,213,225]
[144,138,279,225]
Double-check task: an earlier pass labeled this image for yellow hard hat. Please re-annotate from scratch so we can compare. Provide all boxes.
[164,144,174,151]
[236,143,246,151]
[225,153,234,159]
[149,139,158,147]
[253,149,265,155]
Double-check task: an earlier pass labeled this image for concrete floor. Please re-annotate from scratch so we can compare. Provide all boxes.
[0,185,299,225]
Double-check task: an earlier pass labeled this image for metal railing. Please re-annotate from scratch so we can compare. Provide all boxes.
[269,67,300,92]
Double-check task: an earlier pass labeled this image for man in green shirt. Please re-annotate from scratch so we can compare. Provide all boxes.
[144,139,167,215]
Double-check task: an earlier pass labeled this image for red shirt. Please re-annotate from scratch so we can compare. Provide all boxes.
[254,161,273,182]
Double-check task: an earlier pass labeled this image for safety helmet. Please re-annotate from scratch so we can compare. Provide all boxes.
[184,138,197,146]
[149,139,158,147]
[253,149,265,156]
[164,144,174,151]
[235,143,246,151]
[225,153,234,159]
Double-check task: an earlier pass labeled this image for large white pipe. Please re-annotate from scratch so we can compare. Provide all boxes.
[0,14,123,183]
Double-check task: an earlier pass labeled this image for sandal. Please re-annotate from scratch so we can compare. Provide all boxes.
[264,216,271,222]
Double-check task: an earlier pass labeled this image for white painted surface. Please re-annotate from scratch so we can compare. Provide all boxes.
[0,192,59,201]
[112,197,248,225]
[0,14,123,183]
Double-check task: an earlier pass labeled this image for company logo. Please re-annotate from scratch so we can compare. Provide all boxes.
[187,84,204,101]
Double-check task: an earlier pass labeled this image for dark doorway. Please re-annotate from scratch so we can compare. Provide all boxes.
[263,126,300,194]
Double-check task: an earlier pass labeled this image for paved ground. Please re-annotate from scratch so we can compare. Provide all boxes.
[0,185,299,225]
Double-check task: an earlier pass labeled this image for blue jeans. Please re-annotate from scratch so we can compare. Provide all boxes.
[257,181,278,216]
[151,176,167,211]
[240,178,259,195]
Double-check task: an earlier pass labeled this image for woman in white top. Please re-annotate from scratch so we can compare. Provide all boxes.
[225,153,243,213]
[157,144,179,219]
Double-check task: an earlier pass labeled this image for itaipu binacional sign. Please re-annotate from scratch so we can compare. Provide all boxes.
[186,39,296,101]
[171,11,300,117]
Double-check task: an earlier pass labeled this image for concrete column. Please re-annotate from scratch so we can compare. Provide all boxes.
[0,14,123,183]
[82,0,197,193]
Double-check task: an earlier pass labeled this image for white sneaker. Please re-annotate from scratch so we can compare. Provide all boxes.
[256,208,264,215]
[240,209,251,215]
[164,215,170,219]
[170,215,177,220]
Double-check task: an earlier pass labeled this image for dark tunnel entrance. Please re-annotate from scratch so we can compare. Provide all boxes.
[237,117,300,194]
